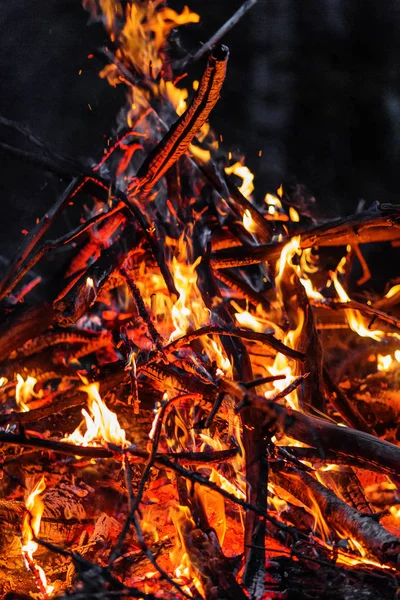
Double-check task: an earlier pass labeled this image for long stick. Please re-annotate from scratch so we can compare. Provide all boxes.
[218,378,400,475]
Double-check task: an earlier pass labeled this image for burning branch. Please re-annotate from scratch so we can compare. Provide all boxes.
[134,44,229,196]
[271,463,400,565]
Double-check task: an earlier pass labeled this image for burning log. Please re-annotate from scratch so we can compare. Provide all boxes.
[270,463,400,564]
[135,45,229,197]
[212,203,400,268]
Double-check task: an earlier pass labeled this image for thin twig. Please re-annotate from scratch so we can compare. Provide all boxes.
[174,0,258,70]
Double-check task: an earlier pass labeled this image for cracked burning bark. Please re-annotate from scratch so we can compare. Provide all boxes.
[0,1,400,599]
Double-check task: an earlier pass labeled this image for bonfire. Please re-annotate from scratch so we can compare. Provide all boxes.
[0,1,400,599]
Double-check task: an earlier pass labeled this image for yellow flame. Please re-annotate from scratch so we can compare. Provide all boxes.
[390,506,400,518]
[15,374,42,412]
[165,81,188,116]
[385,284,400,299]
[307,488,331,541]
[64,383,126,447]
[170,505,204,596]
[268,484,288,514]
[189,144,211,164]
[169,235,231,376]
[265,193,282,210]
[86,276,94,289]
[235,310,263,332]
[95,2,199,81]
[170,255,206,341]
[276,236,301,281]
[377,354,393,371]
[270,237,311,410]
[22,477,54,595]
[242,208,257,233]
[299,277,324,301]
[331,272,384,341]
[225,162,254,199]
[289,207,300,222]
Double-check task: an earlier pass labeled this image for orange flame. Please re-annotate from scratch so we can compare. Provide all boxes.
[331,271,384,341]
[168,235,231,376]
[225,162,254,199]
[242,208,257,233]
[170,505,204,597]
[64,382,126,447]
[22,477,54,596]
[15,374,42,412]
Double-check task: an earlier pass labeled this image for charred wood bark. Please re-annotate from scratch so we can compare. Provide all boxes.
[53,227,136,327]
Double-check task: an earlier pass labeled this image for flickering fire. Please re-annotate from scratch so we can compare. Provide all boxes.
[242,208,257,233]
[170,505,204,597]
[225,161,255,199]
[15,374,42,412]
[168,234,231,376]
[21,477,54,597]
[64,382,127,447]
[332,270,385,341]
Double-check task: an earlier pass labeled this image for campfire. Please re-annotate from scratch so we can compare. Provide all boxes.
[1,1,400,598]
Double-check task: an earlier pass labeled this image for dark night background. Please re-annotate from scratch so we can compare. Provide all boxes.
[1,0,400,263]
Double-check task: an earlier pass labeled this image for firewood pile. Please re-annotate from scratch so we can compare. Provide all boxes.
[0,1,400,599]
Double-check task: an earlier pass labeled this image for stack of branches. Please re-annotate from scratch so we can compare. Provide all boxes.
[0,3,400,599]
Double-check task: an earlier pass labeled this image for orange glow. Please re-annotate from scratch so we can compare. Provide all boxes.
[64,382,127,447]
[22,477,54,596]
